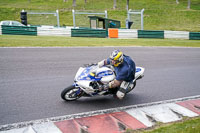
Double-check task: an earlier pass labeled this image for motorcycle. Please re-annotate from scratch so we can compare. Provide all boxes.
[61,64,145,101]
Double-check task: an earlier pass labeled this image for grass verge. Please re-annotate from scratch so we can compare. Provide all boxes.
[0,35,200,47]
[126,116,200,133]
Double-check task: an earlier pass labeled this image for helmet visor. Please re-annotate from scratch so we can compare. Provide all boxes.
[110,58,121,66]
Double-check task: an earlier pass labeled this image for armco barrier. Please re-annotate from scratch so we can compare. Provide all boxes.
[71,28,107,38]
[118,29,138,39]
[138,30,164,39]
[190,32,200,40]
[108,29,118,38]
[0,26,200,40]
[2,25,37,36]
[164,30,189,39]
[37,27,71,36]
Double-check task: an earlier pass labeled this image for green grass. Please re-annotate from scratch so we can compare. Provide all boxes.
[0,0,200,31]
[126,117,200,133]
[0,35,200,47]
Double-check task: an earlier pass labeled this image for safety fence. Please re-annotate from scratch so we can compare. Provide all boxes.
[0,25,71,37]
[1,25,37,36]
[190,32,200,40]
[164,31,189,39]
[37,26,71,36]
[71,28,107,38]
[0,25,200,40]
[109,29,200,40]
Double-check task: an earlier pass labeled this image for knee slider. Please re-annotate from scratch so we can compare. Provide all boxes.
[116,81,134,99]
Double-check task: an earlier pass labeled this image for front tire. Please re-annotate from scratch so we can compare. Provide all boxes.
[61,85,83,101]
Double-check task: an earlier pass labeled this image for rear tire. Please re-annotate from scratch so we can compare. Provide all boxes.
[61,85,83,101]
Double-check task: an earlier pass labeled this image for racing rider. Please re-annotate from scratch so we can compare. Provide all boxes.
[97,50,136,99]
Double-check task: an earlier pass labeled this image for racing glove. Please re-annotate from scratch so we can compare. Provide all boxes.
[97,60,105,68]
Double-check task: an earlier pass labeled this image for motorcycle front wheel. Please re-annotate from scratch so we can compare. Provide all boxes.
[61,85,84,101]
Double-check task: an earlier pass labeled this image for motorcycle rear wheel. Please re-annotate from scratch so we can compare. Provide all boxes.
[61,85,83,101]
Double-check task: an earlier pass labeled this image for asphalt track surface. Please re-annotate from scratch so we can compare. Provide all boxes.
[0,47,200,125]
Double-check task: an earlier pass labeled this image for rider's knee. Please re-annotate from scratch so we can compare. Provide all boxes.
[116,81,133,99]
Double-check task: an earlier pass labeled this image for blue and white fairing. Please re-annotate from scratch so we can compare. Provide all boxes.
[134,67,145,82]
[74,65,115,82]
[74,65,116,94]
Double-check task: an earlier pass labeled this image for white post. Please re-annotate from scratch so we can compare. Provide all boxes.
[56,9,60,27]
[127,9,131,21]
[105,10,108,18]
[187,0,191,9]
[141,8,145,30]
[126,0,129,12]
[72,9,76,28]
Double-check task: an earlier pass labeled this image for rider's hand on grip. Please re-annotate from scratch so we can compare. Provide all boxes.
[97,60,105,68]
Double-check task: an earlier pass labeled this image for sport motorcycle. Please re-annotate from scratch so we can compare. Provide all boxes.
[61,64,145,101]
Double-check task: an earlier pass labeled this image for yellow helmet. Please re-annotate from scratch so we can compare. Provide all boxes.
[109,50,123,67]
